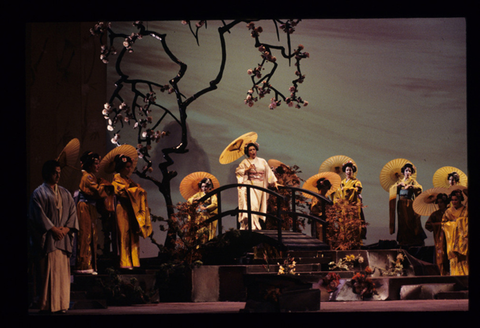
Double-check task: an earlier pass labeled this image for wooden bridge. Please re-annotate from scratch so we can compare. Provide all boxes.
[196,182,332,250]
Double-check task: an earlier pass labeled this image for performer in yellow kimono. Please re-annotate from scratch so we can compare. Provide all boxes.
[389,163,426,246]
[442,189,468,275]
[235,142,277,230]
[74,151,113,275]
[332,161,366,240]
[425,193,449,275]
[112,154,152,269]
[187,177,218,242]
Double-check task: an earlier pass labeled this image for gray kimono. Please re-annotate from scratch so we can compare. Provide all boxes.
[29,183,79,256]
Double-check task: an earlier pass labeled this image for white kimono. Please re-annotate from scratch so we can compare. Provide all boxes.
[235,157,277,230]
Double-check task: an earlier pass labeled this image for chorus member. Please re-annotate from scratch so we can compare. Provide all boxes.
[187,177,218,241]
[310,178,332,241]
[442,189,468,275]
[112,154,152,269]
[389,163,426,246]
[28,160,79,313]
[235,143,277,230]
[448,172,460,186]
[332,161,366,239]
[74,151,112,275]
[425,193,449,275]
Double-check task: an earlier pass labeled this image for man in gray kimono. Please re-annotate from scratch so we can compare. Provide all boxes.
[29,160,79,313]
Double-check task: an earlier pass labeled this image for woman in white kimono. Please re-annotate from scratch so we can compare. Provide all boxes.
[235,142,277,230]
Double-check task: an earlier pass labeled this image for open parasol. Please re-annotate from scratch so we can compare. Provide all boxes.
[302,172,342,198]
[99,144,138,177]
[413,187,448,216]
[379,158,417,192]
[179,171,220,200]
[219,131,257,164]
[318,155,357,180]
[432,166,468,188]
[267,159,285,169]
[56,138,81,187]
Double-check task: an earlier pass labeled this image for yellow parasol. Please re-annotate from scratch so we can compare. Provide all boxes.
[318,155,357,180]
[267,159,285,169]
[219,131,257,164]
[99,144,138,178]
[379,158,417,192]
[432,166,468,188]
[302,172,342,198]
[179,171,220,200]
[413,187,448,216]
[56,138,81,188]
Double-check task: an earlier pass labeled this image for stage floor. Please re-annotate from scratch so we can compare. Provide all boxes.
[28,299,468,315]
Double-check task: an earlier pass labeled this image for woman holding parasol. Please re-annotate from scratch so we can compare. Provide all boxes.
[331,161,367,240]
[389,162,426,246]
[219,132,277,230]
[101,146,152,270]
[180,172,220,242]
[303,172,341,241]
[74,151,113,275]
[235,142,278,230]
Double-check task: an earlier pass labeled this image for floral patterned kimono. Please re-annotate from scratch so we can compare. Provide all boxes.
[389,177,426,246]
[235,156,277,230]
[112,173,152,269]
[187,191,218,241]
[442,205,468,275]
[332,177,366,239]
[75,170,112,272]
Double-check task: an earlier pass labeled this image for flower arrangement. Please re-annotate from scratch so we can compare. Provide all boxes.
[277,255,298,275]
[350,267,377,300]
[329,254,364,271]
[377,253,406,276]
[322,272,341,293]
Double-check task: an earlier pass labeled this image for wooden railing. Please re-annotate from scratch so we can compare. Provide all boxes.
[195,183,332,244]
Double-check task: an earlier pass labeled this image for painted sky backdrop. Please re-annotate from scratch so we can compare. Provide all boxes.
[105,18,467,258]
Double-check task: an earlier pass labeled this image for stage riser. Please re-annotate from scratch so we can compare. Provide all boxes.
[191,265,468,302]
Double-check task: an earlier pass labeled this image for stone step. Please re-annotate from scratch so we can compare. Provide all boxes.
[399,283,468,300]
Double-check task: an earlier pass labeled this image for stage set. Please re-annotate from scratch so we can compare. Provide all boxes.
[26,18,469,313]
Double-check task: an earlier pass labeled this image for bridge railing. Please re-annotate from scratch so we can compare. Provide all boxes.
[277,185,332,242]
[194,183,332,245]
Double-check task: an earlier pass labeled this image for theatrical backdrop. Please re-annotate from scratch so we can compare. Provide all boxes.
[26,18,467,258]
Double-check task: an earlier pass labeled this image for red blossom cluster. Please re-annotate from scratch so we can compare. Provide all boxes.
[351,268,377,300]
[247,22,263,37]
[258,45,276,63]
[322,272,341,293]
[279,19,300,34]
